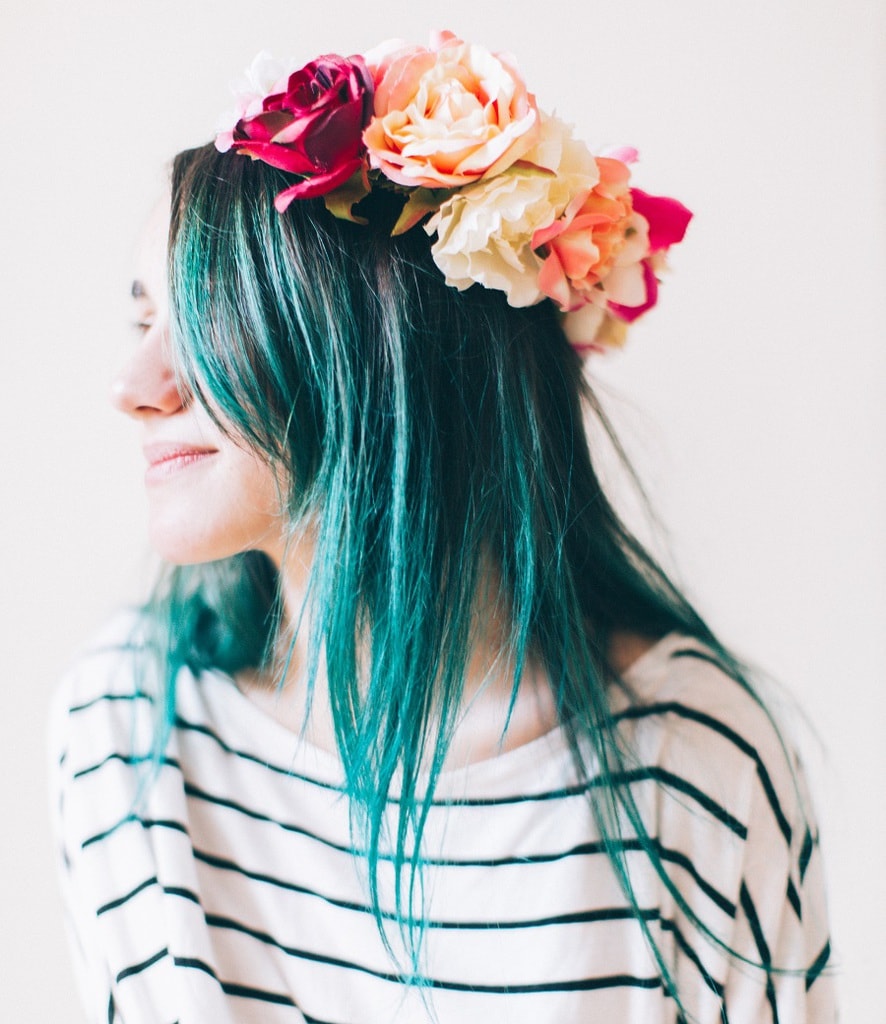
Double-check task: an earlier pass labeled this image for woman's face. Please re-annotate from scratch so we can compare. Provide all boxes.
[112,197,287,566]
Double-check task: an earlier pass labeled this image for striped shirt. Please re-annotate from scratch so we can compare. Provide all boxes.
[49,621,835,1023]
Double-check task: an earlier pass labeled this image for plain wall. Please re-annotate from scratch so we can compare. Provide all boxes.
[2,0,883,1019]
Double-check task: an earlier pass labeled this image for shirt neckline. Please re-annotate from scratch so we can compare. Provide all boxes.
[196,631,686,796]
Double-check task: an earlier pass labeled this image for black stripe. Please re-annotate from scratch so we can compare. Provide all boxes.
[799,828,814,883]
[750,761,792,846]
[71,685,759,844]
[196,845,668,930]
[615,700,792,846]
[170,956,300,1007]
[97,876,202,916]
[198,836,734,933]
[184,781,355,850]
[118,942,327,1024]
[661,918,728,1011]
[786,878,801,921]
[175,714,346,795]
[73,751,176,780]
[644,767,747,838]
[179,708,742,834]
[195,831,733,921]
[116,946,169,983]
[171,955,218,980]
[651,841,737,918]
[82,815,190,850]
[70,688,152,714]
[805,939,830,991]
[203,915,663,997]
[666,650,794,847]
[177,715,586,808]
[429,973,662,995]
[164,885,202,905]
[205,911,406,985]
[219,980,298,1006]
[184,764,743,858]
[83,815,138,848]
[188,789,734,914]
[739,882,779,1024]
[98,876,158,915]
[300,1011,346,1024]
[739,883,772,963]
[436,766,749,841]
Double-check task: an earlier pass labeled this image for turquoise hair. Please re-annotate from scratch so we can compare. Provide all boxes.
[146,143,775,1015]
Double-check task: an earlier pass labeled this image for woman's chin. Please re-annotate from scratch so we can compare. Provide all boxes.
[147,516,233,566]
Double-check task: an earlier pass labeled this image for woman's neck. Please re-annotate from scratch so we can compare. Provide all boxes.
[247,527,657,768]
[237,624,656,770]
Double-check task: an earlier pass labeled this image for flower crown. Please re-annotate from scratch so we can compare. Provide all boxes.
[216,31,692,354]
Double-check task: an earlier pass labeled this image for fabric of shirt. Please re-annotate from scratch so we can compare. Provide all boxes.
[49,620,835,1024]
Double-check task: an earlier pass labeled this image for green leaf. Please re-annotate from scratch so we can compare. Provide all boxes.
[508,159,556,178]
[391,188,449,236]
[323,170,371,224]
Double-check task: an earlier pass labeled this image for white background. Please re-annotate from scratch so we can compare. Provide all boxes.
[2,0,883,1019]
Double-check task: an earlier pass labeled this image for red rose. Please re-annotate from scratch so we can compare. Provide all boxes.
[226,55,374,212]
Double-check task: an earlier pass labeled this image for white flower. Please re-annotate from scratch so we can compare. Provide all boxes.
[216,51,302,147]
[425,113,599,306]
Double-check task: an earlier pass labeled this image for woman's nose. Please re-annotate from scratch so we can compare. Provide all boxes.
[111,324,185,417]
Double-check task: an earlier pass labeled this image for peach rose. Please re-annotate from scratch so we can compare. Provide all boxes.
[531,157,643,311]
[362,31,540,189]
[549,171,694,350]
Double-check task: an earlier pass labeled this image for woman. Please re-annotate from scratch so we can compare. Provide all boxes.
[50,34,835,1023]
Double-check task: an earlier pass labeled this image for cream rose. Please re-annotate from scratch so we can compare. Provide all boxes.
[426,114,599,306]
[363,31,540,189]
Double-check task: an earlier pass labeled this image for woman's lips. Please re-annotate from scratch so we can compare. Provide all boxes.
[143,442,218,483]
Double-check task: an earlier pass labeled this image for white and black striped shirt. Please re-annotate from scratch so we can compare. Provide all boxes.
[50,623,835,1023]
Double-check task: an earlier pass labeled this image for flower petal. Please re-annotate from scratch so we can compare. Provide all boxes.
[273,159,362,211]
[608,260,659,322]
[537,249,576,310]
[630,189,692,253]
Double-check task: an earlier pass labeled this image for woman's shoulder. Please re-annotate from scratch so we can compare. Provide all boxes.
[52,608,152,701]
[615,633,812,855]
[48,609,157,771]
[618,632,796,769]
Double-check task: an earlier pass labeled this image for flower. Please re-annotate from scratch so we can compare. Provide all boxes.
[604,188,692,323]
[531,157,639,311]
[426,114,599,306]
[216,54,374,212]
[216,36,693,356]
[561,302,630,354]
[362,31,540,189]
[530,155,692,350]
[216,52,303,144]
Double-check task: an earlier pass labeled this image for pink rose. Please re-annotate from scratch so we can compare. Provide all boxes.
[218,54,374,212]
[362,31,540,189]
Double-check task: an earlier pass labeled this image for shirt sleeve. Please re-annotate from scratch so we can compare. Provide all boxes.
[721,737,835,1022]
[49,670,121,1024]
[632,649,838,1024]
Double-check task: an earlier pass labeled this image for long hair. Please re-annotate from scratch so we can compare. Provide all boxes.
[149,142,758,1010]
